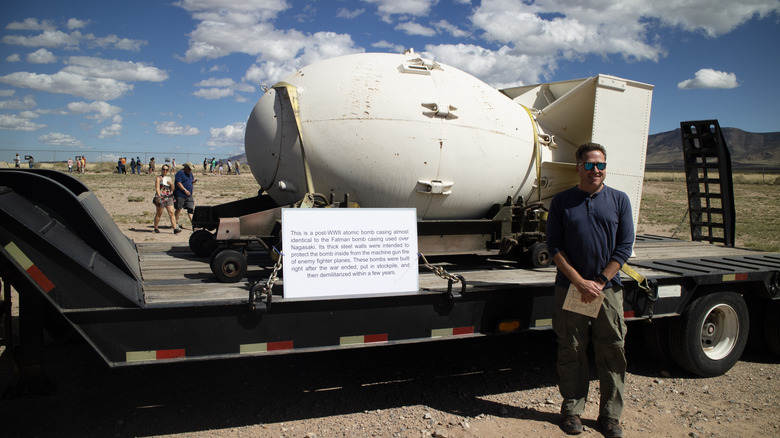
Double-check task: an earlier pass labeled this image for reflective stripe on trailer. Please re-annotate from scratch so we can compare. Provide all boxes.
[4,241,55,293]
[431,326,474,338]
[534,318,552,328]
[340,334,388,345]
[239,340,294,354]
[126,349,186,362]
[722,273,748,281]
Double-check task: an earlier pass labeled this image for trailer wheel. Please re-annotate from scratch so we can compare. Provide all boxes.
[668,292,749,377]
[210,249,247,283]
[764,300,780,357]
[189,230,217,258]
[525,242,551,268]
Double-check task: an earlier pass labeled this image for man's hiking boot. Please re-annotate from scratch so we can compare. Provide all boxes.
[598,416,623,438]
[562,414,583,435]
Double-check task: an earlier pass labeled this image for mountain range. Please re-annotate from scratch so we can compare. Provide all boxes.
[646,127,780,171]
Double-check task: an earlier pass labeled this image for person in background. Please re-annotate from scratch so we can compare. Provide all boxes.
[546,142,633,438]
[203,158,208,173]
[174,162,196,230]
[226,158,232,175]
[67,157,73,173]
[171,158,176,172]
[28,156,34,168]
[81,156,86,174]
[130,157,137,175]
[153,164,179,234]
[14,153,20,168]
[148,157,155,174]
[234,158,240,175]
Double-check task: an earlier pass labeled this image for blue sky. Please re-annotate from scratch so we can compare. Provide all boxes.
[1,0,779,163]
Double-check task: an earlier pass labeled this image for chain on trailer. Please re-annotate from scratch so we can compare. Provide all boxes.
[418,252,466,300]
[248,247,283,312]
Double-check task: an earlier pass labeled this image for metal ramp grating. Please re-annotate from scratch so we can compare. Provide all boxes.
[679,120,736,247]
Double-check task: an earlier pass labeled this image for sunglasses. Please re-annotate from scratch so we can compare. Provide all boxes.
[579,162,606,171]
[162,168,169,171]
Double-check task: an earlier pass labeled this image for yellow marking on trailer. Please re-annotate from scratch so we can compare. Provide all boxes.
[431,328,452,338]
[4,241,33,270]
[240,343,268,354]
[340,335,364,345]
[126,351,157,362]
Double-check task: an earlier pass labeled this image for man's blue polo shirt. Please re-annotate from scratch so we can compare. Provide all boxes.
[546,184,634,288]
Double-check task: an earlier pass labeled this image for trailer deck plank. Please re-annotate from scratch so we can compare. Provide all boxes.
[138,237,780,306]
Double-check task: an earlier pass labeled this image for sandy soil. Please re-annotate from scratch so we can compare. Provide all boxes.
[1,171,778,437]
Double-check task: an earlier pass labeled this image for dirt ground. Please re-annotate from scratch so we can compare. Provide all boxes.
[1,170,779,437]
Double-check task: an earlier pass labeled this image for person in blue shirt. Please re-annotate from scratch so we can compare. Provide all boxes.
[546,142,634,438]
[174,162,197,230]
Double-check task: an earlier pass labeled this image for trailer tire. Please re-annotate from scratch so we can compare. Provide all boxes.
[211,249,247,283]
[668,292,749,377]
[764,300,780,357]
[189,229,217,258]
[525,242,551,268]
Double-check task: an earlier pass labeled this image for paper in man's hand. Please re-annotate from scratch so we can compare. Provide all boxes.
[562,283,605,318]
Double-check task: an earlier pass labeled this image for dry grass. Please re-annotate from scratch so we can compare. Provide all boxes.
[43,163,780,253]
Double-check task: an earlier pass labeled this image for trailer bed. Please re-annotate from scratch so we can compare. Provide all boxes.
[140,235,780,307]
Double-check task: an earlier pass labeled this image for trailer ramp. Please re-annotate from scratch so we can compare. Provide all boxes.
[0,169,142,308]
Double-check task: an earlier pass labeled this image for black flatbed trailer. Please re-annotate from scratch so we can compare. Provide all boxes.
[1,162,779,395]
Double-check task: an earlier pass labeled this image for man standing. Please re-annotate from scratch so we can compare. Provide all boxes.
[546,143,633,438]
[14,153,20,167]
[174,162,196,230]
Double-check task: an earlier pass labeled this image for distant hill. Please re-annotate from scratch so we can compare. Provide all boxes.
[230,127,780,173]
[647,127,780,171]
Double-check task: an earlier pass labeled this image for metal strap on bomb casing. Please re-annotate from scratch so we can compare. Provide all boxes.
[272,82,316,195]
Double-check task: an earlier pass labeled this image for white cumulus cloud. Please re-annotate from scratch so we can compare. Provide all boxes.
[99,123,123,139]
[64,56,168,82]
[177,0,363,86]
[207,122,246,147]
[39,132,84,146]
[0,94,36,110]
[6,18,56,31]
[67,101,123,122]
[0,113,46,131]
[27,48,57,64]
[156,121,201,136]
[336,8,365,19]
[678,68,739,89]
[395,21,436,37]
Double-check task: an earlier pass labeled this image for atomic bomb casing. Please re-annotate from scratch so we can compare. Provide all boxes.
[245,52,553,220]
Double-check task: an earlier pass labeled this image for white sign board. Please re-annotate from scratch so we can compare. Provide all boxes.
[281,208,419,299]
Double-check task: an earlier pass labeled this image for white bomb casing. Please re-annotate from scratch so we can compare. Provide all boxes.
[245,52,551,220]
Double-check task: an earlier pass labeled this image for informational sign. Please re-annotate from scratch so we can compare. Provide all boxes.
[281,208,419,299]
